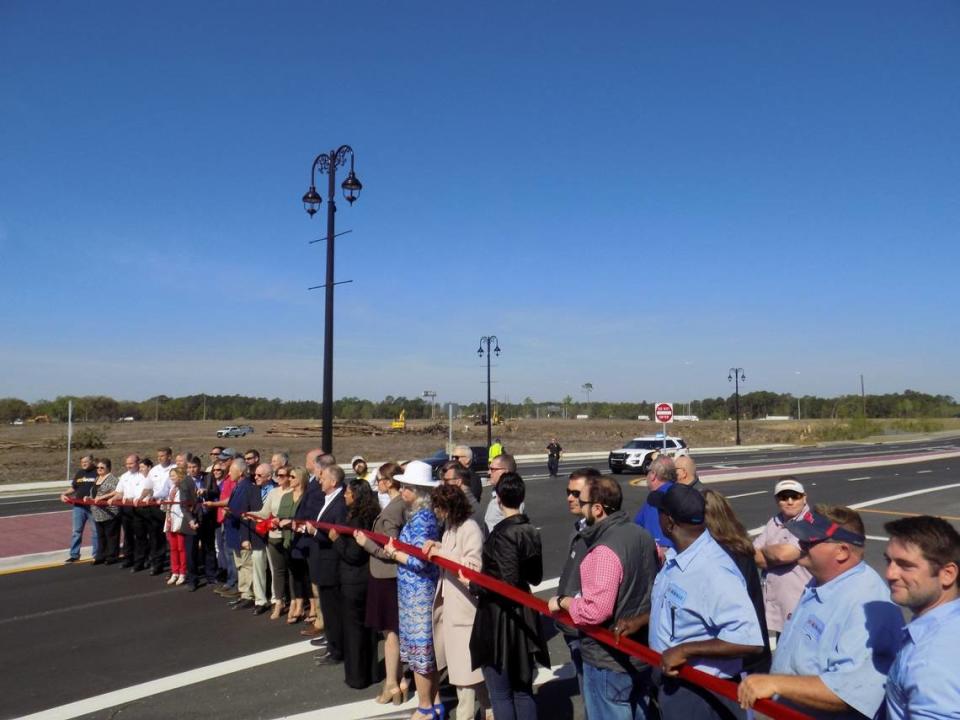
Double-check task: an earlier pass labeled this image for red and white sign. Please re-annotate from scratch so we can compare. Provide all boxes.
[655,402,674,423]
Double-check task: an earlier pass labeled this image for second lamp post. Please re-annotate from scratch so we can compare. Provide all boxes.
[302,145,363,453]
[728,367,746,446]
[477,336,501,451]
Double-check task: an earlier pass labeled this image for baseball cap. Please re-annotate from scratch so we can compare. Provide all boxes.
[351,455,366,466]
[218,448,238,460]
[787,511,865,547]
[648,483,705,525]
[774,479,805,496]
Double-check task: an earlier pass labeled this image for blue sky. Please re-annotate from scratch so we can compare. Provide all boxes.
[2,1,958,405]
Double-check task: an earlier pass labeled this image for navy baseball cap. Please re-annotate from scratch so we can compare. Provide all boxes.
[649,484,705,525]
[787,511,865,547]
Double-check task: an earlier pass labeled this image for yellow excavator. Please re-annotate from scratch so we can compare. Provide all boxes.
[390,409,406,430]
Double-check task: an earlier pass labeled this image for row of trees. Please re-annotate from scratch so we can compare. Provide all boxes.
[1,389,957,424]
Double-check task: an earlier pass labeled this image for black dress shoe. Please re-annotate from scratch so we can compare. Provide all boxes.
[121,562,134,568]
[64,557,79,564]
[313,652,343,667]
[105,559,118,566]
[92,559,105,566]
[131,565,146,573]
[253,605,270,616]
[232,599,255,610]
[309,637,328,647]
[188,584,200,592]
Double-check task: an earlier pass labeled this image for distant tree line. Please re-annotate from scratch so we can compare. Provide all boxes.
[0,389,957,424]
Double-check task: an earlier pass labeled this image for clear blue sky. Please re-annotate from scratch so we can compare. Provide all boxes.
[2,1,958,405]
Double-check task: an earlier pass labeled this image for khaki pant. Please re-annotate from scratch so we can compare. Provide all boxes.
[252,548,269,606]
[232,548,253,599]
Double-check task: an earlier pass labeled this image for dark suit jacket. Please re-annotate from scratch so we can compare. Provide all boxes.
[310,487,347,587]
[224,478,264,550]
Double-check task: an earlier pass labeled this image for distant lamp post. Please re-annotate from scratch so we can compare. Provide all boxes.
[302,145,362,453]
[477,336,501,450]
[728,367,746,446]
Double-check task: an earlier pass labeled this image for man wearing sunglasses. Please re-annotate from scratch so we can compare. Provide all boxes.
[753,478,813,641]
[739,506,904,719]
[549,471,658,720]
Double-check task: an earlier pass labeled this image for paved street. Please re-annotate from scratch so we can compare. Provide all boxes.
[2,439,958,719]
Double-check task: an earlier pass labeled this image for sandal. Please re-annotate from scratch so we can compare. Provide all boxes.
[410,708,436,720]
[286,614,304,625]
[374,684,401,705]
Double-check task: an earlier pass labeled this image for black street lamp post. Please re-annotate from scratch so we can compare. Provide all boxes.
[477,336,501,451]
[302,145,362,453]
[728,367,746,446]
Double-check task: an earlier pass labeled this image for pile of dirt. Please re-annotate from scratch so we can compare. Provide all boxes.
[265,420,386,438]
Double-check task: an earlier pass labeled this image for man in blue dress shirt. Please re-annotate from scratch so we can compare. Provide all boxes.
[646,484,765,719]
[882,515,960,719]
[738,505,903,719]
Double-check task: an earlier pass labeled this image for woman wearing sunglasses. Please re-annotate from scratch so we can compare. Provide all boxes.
[90,459,121,565]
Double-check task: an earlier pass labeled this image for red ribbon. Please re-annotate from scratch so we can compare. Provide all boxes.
[284,517,811,720]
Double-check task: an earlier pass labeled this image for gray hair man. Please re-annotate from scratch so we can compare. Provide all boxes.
[484,452,520,533]
[452,445,482,501]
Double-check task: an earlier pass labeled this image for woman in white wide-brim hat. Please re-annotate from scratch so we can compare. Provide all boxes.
[380,460,443,720]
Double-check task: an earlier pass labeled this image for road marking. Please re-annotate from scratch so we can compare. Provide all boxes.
[531,577,559,593]
[849,483,960,510]
[846,476,872,482]
[916,470,933,474]
[18,640,318,720]
[865,535,888,542]
[283,662,576,719]
[726,490,767,499]
[858,508,960,521]
[0,509,70,519]
[0,587,178,626]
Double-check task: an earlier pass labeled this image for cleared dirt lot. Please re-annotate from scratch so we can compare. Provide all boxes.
[0,416,925,484]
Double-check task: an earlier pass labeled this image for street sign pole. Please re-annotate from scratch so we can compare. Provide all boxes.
[654,402,674,449]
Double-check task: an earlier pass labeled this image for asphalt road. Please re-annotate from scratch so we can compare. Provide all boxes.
[3,437,958,518]
[2,441,959,719]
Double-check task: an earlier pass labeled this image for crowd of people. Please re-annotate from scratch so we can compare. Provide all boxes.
[60,446,959,720]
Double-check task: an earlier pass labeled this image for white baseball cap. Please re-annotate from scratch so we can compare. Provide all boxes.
[774,478,805,495]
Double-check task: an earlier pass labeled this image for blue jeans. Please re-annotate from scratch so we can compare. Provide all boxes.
[70,505,99,560]
[482,664,537,720]
[657,676,744,720]
[583,662,654,720]
[217,526,237,588]
[563,634,587,718]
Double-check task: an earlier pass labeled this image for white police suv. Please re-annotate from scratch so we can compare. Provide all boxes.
[607,434,689,474]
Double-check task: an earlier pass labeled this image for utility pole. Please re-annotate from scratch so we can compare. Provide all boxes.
[860,374,866,417]
[202,394,207,422]
[155,397,159,422]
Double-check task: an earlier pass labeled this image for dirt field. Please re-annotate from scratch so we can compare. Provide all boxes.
[6,416,956,485]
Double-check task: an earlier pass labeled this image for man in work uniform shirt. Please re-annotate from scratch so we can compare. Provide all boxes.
[882,515,960,719]
[648,484,764,720]
[738,506,903,719]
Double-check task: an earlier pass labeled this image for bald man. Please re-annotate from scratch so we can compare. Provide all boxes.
[674,455,705,494]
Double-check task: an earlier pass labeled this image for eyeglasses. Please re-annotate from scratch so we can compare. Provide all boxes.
[212,468,224,473]
[277,472,289,477]
[777,493,804,501]
[566,488,582,499]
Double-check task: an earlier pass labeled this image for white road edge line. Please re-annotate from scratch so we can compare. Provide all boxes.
[916,470,933,474]
[282,663,577,719]
[846,476,872,482]
[17,641,317,720]
[726,490,768,499]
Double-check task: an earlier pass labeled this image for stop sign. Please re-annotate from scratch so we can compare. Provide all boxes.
[655,402,674,423]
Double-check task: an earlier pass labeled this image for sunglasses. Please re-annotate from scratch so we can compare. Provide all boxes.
[212,468,224,473]
[777,493,804,501]
[566,488,581,499]
[798,538,835,551]
[277,472,290,477]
